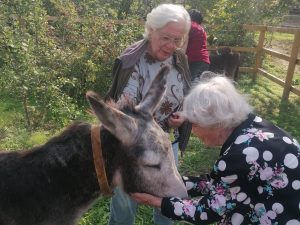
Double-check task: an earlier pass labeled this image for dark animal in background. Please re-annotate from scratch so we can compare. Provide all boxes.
[209,47,241,81]
[0,66,187,225]
[207,34,218,46]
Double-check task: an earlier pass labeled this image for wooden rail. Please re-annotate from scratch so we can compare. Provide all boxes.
[45,18,300,101]
[38,16,300,101]
[210,25,300,101]
[241,25,300,101]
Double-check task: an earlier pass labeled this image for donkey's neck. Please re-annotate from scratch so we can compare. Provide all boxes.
[99,127,123,188]
[0,122,123,225]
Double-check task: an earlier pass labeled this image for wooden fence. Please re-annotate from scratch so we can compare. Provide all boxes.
[209,24,300,102]
[47,16,300,101]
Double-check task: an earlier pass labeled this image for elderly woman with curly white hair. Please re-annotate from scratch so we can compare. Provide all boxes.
[132,72,300,225]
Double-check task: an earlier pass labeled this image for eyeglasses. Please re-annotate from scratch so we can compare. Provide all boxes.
[157,32,184,48]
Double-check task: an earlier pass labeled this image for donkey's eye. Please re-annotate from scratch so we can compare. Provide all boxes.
[144,164,161,170]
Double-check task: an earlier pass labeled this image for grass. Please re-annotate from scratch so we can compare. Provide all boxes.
[77,68,300,224]
[265,32,295,42]
[237,73,300,140]
[0,68,299,225]
[0,94,53,150]
[253,31,300,87]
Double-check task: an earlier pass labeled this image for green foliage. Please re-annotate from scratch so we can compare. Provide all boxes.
[0,0,143,130]
[27,131,49,146]
[0,0,77,128]
[238,74,300,141]
[185,0,296,46]
[1,0,296,130]
[179,136,219,176]
[79,198,111,225]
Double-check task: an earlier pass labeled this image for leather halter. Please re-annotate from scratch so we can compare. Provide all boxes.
[91,125,113,197]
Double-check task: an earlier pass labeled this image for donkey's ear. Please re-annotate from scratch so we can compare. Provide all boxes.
[86,91,137,144]
[136,66,169,114]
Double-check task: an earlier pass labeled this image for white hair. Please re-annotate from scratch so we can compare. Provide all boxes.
[183,72,254,128]
[144,4,191,39]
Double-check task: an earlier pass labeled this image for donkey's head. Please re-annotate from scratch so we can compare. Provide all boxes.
[86,66,187,198]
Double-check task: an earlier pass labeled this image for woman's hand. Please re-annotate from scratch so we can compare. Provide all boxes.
[168,112,186,128]
[130,193,162,208]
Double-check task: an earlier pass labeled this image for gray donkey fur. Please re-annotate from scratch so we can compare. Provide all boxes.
[0,66,187,225]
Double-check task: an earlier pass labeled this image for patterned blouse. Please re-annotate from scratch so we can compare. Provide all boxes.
[161,114,300,224]
[120,51,185,133]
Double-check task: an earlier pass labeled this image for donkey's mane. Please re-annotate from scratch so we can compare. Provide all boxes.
[45,122,91,146]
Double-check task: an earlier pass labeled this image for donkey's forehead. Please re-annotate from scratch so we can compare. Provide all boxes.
[131,124,171,168]
[117,102,169,147]
[138,123,170,149]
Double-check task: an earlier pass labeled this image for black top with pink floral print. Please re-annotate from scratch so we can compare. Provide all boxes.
[161,114,300,225]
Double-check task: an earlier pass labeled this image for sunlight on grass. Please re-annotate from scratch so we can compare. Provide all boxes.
[270,32,294,41]
[254,31,295,42]
[0,96,24,128]
[79,198,111,225]
[238,73,300,140]
[26,131,50,147]
[179,136,219,176]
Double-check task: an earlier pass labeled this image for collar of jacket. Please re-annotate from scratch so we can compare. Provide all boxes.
[119,39,148,69]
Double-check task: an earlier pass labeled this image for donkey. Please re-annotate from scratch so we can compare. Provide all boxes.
[0,66,188,225]
[209,47,241,81]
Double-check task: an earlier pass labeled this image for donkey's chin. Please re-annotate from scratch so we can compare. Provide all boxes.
[160,188,188,199]
[113,171,188,199]
[144,184,188,199]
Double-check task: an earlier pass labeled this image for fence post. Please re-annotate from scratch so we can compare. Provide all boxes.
[282,31,300,101]
[254,26,267,81]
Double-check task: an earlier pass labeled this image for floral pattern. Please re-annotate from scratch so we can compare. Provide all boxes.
[121,51,185,134]
[248,161,288,198]
[161,115,300,225]
[159,99,174,116]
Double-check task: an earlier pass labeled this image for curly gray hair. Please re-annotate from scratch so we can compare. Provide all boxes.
[143,4,191,39]
[183,72,253,128]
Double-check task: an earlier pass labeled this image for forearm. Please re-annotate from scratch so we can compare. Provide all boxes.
[161,197,221,224]
[182,174,211,197]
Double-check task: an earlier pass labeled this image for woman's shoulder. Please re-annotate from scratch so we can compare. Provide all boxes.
[119,39,149,69]
[121,40,145,55]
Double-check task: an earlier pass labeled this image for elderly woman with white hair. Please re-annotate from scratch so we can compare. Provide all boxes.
[105,3,192,225]
[132,72,300,225]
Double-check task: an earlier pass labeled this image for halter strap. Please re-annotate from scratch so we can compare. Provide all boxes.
[91,125,113,197]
